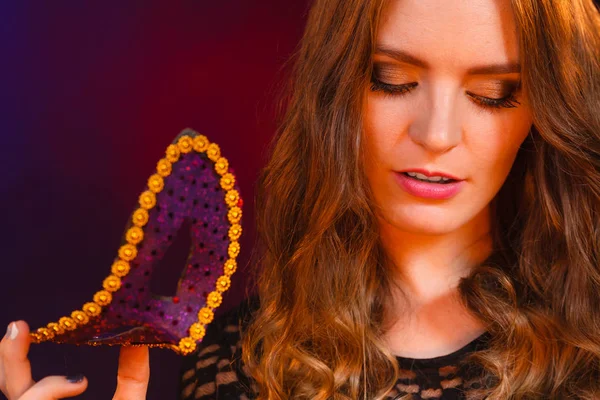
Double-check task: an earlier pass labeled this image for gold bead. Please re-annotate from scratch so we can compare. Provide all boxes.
[216,276,231,293]
[165,144,181,163]
[197,307,214,324]
[147,174,165,193]
[189,322,206,340]
[58,316,77,331]
[214,157,229,175]
[71,310,90,325]
[47,322,64,335]
[220,173,235,190]
[83,302,102,317]
[139,190,157,209]
[103,275,122,292]
[177,136,194,153]
[132,208,149,227]
[206,291,222,308]
[30,332,42,343]
[119,243,138,261]
[193,135,209,152]
[156,158,172,177]
[206,143,221,161]
[227,207,242,224]
[37,327,54,340]
[228,241,240,258]
[225,189,239,207]
[223,259,237,276]
[93,290,113,306]
[178,337,197,355]
[111,260,131,277]
[125,227,144,246]
[228,224,242,241]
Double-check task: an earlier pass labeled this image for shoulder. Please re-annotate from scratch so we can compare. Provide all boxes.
[179,294,260,400]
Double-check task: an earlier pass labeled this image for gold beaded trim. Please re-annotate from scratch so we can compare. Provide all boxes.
[30,130,242,356]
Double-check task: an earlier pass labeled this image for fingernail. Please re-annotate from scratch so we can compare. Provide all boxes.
[66,373,85,383]
[8,322,18,340]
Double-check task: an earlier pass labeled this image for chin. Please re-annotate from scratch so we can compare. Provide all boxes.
[381,202,472,236]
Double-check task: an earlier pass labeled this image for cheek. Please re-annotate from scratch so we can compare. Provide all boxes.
[467,113,531,185]
[362,95,411,168]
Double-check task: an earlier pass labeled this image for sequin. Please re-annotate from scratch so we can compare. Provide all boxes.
[207,143,221,161]
[177,136,194,154]
[228,207,242,224]
[228,241,240,258]
[165,144,181,163]
[216,276,231,292]
[197,307,214,324]
[147,174,165,193]
[119,243,138,261]
[132,208,149,227]
[82,302,102,317]
[71,310,90,325]
[156,158,172,177]
[228,224,242,241]
[103,275,122,292]
[139,190,157,209]
[214,157,229,175]
[225,189,240,207]
[111,260,131,277]
[93,290,112,306]
[220,173,235,190]
[47,322,64,335]
[37,327,54,340]
[206,291,223,308]
[193,135,209,152]
[189,322,206,340]
[125,227,144,246]
[178,337,197,355]
[59,317,77,331]
[223,259,237,276]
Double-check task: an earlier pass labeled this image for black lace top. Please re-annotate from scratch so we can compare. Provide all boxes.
[179,296,491,399]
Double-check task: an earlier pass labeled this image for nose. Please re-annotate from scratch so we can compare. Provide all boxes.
[408,88,462,154]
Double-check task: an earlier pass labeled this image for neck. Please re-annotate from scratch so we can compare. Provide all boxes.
[380,206,493,309]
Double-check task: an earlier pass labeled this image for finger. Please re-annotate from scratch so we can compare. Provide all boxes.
[0,324,9,394]
[19,375,87,400]
[112,346,150,400]
[1,321,35,399]
[0,324,9,395]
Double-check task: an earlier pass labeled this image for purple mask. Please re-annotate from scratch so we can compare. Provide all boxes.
[29,128,243,355]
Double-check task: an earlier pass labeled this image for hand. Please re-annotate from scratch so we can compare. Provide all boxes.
[0,321,150,400]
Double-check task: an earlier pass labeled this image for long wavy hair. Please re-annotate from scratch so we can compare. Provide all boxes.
[240,0,600,398]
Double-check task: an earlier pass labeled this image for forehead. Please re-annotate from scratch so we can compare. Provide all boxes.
[376,0,519,71]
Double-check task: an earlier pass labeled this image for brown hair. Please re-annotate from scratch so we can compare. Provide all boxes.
[240,0,600,398]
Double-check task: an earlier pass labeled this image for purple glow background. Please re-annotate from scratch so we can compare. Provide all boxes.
[0,2,307,399]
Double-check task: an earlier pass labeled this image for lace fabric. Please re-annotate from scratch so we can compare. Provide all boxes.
[178,297,491,400]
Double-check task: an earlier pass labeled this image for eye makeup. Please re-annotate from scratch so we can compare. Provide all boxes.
[369,63,522,113]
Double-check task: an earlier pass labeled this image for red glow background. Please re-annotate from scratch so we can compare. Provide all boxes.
[0,2,307,399]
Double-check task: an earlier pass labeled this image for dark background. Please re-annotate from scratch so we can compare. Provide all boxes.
[0,2,308,399]
[2,2,599,400]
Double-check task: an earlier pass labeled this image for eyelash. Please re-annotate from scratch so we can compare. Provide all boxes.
[369,77,521,112]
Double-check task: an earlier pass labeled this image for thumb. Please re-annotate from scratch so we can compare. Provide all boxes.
[2,321,35,399]
[112,346,150,400]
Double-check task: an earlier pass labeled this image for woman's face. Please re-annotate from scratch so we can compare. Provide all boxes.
[363,0,534,235]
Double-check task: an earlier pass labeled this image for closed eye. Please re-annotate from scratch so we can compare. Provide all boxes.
[369,77,521,113]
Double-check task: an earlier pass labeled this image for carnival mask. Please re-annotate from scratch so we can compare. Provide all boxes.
[29,128,243,355]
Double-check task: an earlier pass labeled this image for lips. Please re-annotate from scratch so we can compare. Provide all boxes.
[394,171,465,200]
[397,168,463,181]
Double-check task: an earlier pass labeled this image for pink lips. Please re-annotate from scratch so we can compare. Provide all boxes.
[394,171,465,200]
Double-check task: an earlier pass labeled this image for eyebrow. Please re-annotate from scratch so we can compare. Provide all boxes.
[374,46,521,75]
